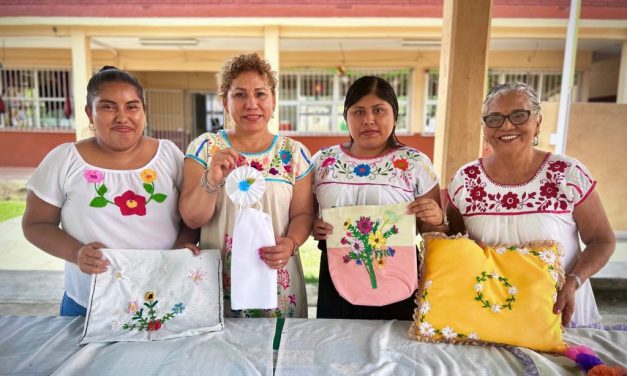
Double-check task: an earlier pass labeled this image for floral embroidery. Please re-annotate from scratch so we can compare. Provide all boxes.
[353,164,371,177]
[122,292,185,332]
[457,157,575,215]
[274,294,296,318]
[85,168,167,216]
[393,158,409,171]
[474,271,517,312]
[278,269,290,290]
[114,190,147,216]
[417,280,476,340]
[188,268,208,285]
[223,234,233,295]
[279,150,292,164]
[340,210,400,288]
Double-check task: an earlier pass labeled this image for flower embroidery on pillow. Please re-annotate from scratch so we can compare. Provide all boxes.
[122,291,185,332]
[84,168,168,216]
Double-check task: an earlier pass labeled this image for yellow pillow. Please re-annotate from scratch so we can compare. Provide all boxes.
[409,233,567,353]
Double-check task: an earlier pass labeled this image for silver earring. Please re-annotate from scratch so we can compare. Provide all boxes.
[533,135,539,146]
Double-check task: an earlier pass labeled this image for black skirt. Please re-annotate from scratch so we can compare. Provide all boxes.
[316,240,417,320]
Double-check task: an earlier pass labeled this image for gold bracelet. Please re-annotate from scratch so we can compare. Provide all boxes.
[200,170,225,194]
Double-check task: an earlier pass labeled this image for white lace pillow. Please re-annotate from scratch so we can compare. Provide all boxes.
[79,248,223,344]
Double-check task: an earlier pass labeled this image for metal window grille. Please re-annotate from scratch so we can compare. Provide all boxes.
[145,89,190,151]
[0,68,75,131]
[279,68,412,134]
[423,70,581,133]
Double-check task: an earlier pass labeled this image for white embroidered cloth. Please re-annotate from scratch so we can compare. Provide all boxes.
[79,248,223,344]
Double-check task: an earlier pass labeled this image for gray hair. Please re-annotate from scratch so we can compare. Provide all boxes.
[482,81,541,116]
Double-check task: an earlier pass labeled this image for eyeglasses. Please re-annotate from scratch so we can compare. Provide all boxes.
[482,110,532,128]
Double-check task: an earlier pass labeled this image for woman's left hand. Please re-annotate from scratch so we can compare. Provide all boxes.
[259,237,294,270]
[407,197,443,226]
[554,278,577,326]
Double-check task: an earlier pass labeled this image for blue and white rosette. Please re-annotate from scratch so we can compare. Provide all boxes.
[225,166,266,207]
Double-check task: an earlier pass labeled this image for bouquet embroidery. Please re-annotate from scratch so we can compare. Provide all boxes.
[84,168,167,216]
[122,291,185,332]
[322,202,418,307]
[341,211,400,289]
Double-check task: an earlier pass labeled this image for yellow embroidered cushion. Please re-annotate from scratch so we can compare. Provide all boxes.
[409,233,566,352]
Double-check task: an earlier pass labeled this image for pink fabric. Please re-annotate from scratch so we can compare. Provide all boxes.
[328,245,417,306]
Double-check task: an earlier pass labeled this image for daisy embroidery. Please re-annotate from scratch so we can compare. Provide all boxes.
[188,268,208,285]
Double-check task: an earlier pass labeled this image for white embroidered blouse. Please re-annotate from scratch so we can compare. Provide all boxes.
[27,140,184,307]
[448,152,602,326]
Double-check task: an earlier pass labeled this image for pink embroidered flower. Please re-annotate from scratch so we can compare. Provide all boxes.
[322,157,336,168]
[500,192,520,209]
[340,237,349,245]
[223,273,231,289]
[83,169,104,184]
[278,269,290,289]
[540,182,559,198]
[114,190,147,216]
[342,255,351,263]
[356,216,374,235]
[188,268,208,285]
[147,319,162,331]
[390,225,399,234]
[269,167,280,175]
[284,164,292,173]
[288,294,297,305]
[464,165,481,179]
[224,234,233,253]
[126,299,140,314]
[250,160,263,171]
[393,158,409,171]
[548,160,568,173]
[470,186,487,201]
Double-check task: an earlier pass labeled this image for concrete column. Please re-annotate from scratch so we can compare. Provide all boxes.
[70,29,92,140]
[618,40,627,103]
[433,0,492,185]
[264,25,280,133]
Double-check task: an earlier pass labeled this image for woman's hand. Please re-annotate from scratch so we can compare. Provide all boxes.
[178,243,201,256]
[75,242,108,274]
[259,237,294,270]
[206,147,242,186]
[554,278,577,326]
[312,218,333,240]
[407,197,443,226]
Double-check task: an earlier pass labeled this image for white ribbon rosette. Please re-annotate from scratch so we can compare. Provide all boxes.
[225,166,265,207]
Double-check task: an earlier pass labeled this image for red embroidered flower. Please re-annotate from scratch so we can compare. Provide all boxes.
[393,158,409,171]
[548,160,568,173]
[269,167,280,175]
[278,269,290,289]
[250,160,263,171]
[470,186,487,201]
[322,157,336,168]
[342,255,351,263]
[501,192,520,209]
[147,319,162,331]
[540,182,559,198]
[284,164,292,173]
[464,165,481,179]
[114,190,147,216]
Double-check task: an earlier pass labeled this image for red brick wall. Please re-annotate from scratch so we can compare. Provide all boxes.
[0,131,75,167]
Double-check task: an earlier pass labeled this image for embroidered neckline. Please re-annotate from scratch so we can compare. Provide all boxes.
[220,129,278,156]
[478,152,552,188]
[71,139,164,173]
[339,144,401,161]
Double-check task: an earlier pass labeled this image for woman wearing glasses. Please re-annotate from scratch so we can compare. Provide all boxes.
[447,82,615,328]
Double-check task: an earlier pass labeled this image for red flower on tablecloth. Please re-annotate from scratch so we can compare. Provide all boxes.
[500,192,520,210]
[548,160,569,173]
[540,182,559,199]
[393,158,409,171]
[470,186,487,201]
[114,190,147,216]
[464,165,481,179]
[278,269,290,289]
[147,319,162,331]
